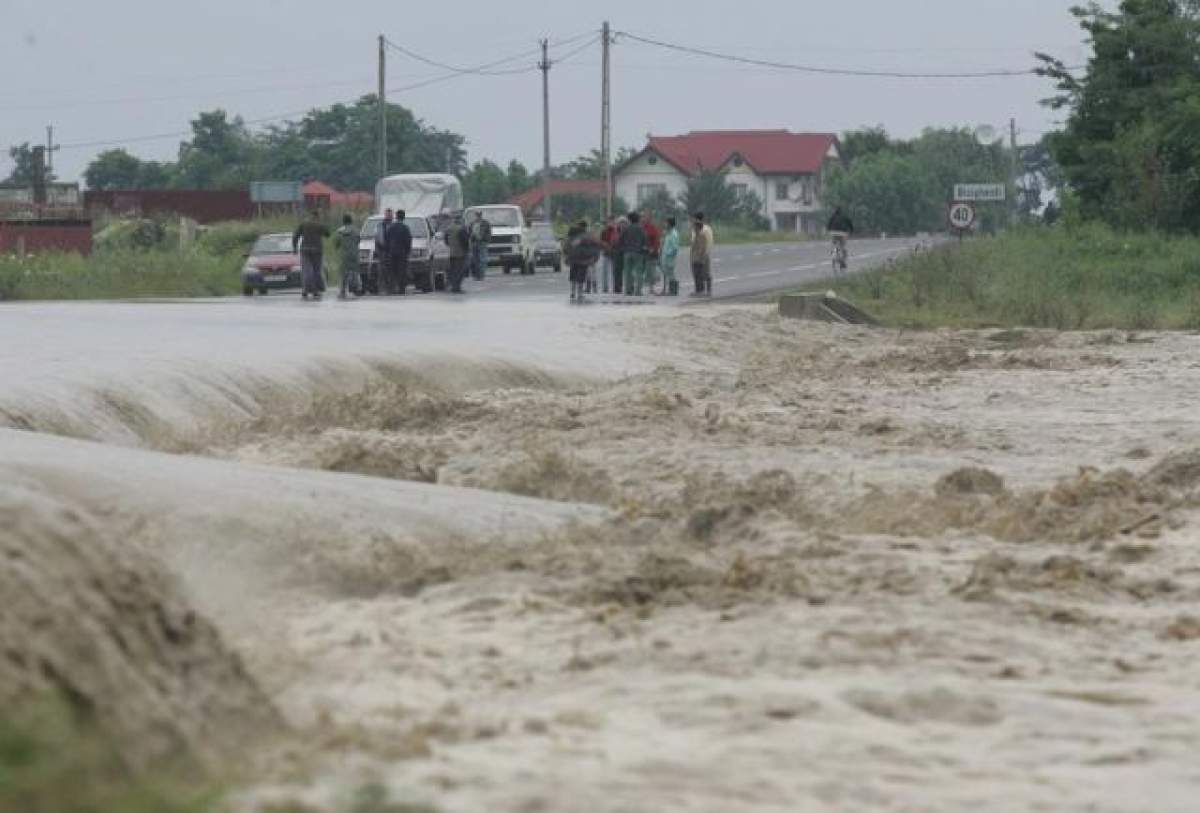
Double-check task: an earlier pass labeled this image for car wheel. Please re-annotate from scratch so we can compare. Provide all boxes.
[503,265,511,274]
[259,287,268,296]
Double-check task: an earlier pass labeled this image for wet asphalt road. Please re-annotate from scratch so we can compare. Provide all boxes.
[437,236,927,304]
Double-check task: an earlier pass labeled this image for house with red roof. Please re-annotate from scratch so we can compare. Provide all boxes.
[614,130,841,233]
[509,178,606,220]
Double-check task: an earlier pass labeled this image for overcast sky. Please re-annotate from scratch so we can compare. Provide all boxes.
[1,0,1096,186]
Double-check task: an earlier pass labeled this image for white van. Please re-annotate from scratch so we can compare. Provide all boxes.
[463,204,533,275]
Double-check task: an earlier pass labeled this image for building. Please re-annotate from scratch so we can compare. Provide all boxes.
[509,179,606,220]
[614,130,841,234]
[301,181,373,212]
[84,189,254,224]
[0,182,91,255]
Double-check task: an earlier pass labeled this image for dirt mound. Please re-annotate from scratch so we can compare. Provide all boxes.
[0,482,280,771]
[1145,450,1200,490]
[936,467,1006,497]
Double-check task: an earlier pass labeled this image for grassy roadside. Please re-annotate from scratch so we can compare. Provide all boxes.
[0,699,218,813]
[800,224,1200,331]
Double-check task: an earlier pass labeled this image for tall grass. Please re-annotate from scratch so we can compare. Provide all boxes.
[0,248,242,301]
[825,223,1200,330]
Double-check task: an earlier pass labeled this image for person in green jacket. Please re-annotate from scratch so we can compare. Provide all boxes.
[334,214,360,299]
[659,216,680,296]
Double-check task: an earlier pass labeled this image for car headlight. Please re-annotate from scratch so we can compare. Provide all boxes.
[291,264,303,273]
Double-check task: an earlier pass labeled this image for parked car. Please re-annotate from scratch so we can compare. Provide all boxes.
[242,233,302,295]
[528,222,562,273]
[464,204,533,275]
[356,215,436,293]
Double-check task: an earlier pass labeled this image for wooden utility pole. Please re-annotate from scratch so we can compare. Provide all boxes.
[1009,117,1018,226]
[601,21,612,219]
[539,38,553,222]
[378,35,388,179]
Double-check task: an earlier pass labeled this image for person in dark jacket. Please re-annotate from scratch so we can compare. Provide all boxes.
[618,211,648,296]
[443,214,471,294]
[292,210,330,300]
[373,209,394,295]
[384,210,413,295]
[566,220,605,302]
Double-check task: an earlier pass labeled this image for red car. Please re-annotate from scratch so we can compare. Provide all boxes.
[241,233,304,296]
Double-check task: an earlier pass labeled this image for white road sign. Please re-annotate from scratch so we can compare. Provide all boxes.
[954,183,1006,202]
[948,202,977,231]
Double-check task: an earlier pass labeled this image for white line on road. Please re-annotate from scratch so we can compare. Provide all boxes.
[745,270,784,278]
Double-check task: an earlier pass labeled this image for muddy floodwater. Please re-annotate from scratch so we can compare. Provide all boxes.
[2,298,1199,812]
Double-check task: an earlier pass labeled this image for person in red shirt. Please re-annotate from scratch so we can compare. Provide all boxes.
[641,209,662,260]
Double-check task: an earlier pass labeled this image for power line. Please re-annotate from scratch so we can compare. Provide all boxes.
[382,29,596,76]
[615,30,1085,79]
[54,37,574,152]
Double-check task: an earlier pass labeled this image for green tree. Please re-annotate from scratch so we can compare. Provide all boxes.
[462,159,511,205]
[4,143,51,185]
[84,149,146,190]
[506,160,533,196]
[840,126,895,166]
[826,153,941,234]
[174,110,258,189]
[680,169,766,227]
[1037,0,1200,229]
[259,96,466,191]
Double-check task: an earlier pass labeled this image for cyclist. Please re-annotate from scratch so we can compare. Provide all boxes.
[827,206,854,271]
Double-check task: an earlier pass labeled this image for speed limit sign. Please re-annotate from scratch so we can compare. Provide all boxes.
[948,201,977,231]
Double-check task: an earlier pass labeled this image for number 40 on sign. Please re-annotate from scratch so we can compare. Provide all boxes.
[948,202,976,232]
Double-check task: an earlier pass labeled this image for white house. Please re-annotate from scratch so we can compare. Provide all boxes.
[614,130,841,233]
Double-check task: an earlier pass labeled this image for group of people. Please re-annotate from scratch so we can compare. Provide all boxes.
[563,210,715,303]
[292,206,720,304]
[291,208,497,300]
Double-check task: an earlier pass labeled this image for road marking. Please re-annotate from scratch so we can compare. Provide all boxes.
[752,251,765,257]
[746,270,784,278]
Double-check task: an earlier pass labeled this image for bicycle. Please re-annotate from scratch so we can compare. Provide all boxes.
[830,232,850,275]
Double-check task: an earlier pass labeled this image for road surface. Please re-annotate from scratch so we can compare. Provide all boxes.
[440,236,925,303]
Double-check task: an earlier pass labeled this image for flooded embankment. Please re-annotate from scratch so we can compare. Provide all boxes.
[3,297,1200,811]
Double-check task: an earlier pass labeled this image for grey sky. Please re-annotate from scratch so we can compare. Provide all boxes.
[2,0,1094,186]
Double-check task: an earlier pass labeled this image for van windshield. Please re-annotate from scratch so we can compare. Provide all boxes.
[360,216,429,238]
[469,208,520,228]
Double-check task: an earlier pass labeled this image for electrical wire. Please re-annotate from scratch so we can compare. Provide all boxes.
[54,37,572,151]
[549,35,601,66]
[615,30,1085,79]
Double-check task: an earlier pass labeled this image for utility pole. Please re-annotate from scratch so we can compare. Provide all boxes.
[601,21,612,220]
[378,35,388,179]
[1009,117,1019,227]
[539,38,553,223]
[45,125,58,180]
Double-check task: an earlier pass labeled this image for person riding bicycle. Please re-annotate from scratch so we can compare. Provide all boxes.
[827,207,854,269]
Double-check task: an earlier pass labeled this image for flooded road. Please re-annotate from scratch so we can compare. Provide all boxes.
[4,297,1200,812]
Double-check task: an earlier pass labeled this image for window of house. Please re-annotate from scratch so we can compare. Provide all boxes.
[730,183,749,198]
[637,183,667,204]
[775,182,789,201]
[647,155,659,166]
[802,178,813,205]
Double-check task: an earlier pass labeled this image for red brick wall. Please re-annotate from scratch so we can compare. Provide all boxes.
[0,220,93,255]
[84,190,254,224]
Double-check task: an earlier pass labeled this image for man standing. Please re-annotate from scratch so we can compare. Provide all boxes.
[444,214,471,294]
[374,208,394,295]
[335,213,360,299]
[385,210,413,295]
[598,215,618,294]
[690,212,715,297]
[292,210,330,301]
[660,216,680,296]
[613,215,629,294]
[619,211,648,296]
[469,211,492,281]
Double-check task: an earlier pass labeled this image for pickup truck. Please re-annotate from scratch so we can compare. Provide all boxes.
[464,204,533,275]
[357,215,436,293]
